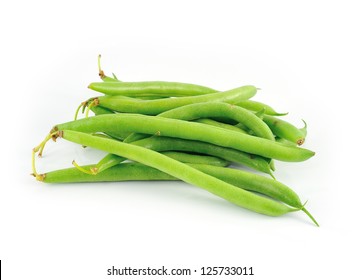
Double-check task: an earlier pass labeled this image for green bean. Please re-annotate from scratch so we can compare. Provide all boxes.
[158,102,274,140]
[38,160,317,225]
[235,108,266,134]
[41,162,178,183]
[194,165,299,206]
[263,115,307,145]
[123,103,271,144]
[39,157,316,223]
[90,105,115,115]
[94,85,257,115]
[55,129,297,217]
[86,149,229,175]
[52,114,314,162]
[90,106,131,141]
[88,80,217,97]
[192,164,318,226]
[236,100,288,116]
[91,136,272,175]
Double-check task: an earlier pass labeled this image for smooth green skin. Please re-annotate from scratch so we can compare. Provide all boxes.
[42,163,178,183]
[158,152,229,167]
[89,81,217,97]
[60,130,295,216]
[96,85,257,115]
[54,114,315,162]
[90,106,132,141]
[192,165,302,208]
[235,108,265,134]
[90,105,114,115]
[195,118,248,134]
[158,102,275,141]
[193,164,317,225]
[43,153,228,183]
[96,150,229,173]
[263,115,307,145]
[236,100,288,116]
[122,132,150,143]
[276,137,297,147]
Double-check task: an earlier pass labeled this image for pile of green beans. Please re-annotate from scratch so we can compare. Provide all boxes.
[32,56,318,226]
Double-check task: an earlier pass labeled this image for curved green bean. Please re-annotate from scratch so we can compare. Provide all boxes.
[236,100,288,116]
[123,103,270,143]
[89,81,217,97]
[91,136,272,175]
[58,129,297,216]
[263,115,307,145]
[41,162,176,183]
[53,114,315,162]
[158,102,274,140]
[95,85,257,115]
[38,158,317,225]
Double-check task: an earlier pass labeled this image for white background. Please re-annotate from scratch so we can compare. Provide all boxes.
[1,0,358,279]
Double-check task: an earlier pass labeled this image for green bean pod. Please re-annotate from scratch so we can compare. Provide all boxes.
[40,162,294,208]
[58,129,296,217]
[42,163,176,183]
[88,81,217,97]
[263,115,307,145]
[92,136,272,175]
[92,150,229,174]
[236,100,288,116]
[158,102,274,140]
[53,114,315,162]
[90,106,131,141]
[123,102,271,143]
[191,164,317,226]
[235,108,266,134]
[39,160,317,225]
[95,85,257,115]
[192,165,300,207]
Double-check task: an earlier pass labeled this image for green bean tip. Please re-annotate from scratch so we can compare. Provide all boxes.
[300,119,308,136]
[302,207,319,227]
[275,112,289,116]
